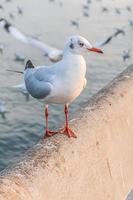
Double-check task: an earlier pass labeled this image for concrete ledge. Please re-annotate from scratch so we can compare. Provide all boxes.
[1,64,133,200]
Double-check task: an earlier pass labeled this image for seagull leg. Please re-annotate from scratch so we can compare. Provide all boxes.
[59,104,77,138]
[44,105,58,138]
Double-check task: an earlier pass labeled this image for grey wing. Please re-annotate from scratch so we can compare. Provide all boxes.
[34,66,55,82]
[25,74,52,99]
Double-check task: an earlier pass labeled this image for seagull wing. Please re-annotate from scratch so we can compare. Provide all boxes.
[9,26,29,43]
[27,37,63,61]
[94,35,113,47]
[0,18,63,62]
[25,66,55,99]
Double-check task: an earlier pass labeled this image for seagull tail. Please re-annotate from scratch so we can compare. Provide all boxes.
[25,60,34,70]
[7,69,23,74]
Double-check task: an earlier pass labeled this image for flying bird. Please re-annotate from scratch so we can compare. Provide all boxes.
[122,49,131,62]
[113,28,125,37]
[24,36,103,138]
[0,102,7,119]
[0,18,63,62]
[126,5,132,12]
[95,28,125,47]
[101,7,109,13]
[83,5,89,10]
[115,8,121,14]
[95,35,113,47]
[17,6,23,15]
[86,0,91,4]
[9,12,15,20]
[70,18,79,29]
[0,5,4,9]
[83,11,89,17]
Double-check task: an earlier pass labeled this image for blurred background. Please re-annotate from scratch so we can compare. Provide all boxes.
[0,0,132,171]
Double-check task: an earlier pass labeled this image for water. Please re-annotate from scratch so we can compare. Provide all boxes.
[0,0,132,171]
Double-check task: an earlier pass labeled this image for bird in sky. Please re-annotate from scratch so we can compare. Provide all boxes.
[122,49,131,62]
[0,18,62,62]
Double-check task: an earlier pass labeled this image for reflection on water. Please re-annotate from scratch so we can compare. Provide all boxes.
[0,0,133,171]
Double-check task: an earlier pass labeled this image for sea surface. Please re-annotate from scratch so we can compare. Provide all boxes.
[0,0,132,171]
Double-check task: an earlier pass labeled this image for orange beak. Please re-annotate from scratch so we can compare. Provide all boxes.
[88,47,103,54]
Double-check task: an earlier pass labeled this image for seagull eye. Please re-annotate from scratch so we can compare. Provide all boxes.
[79,42,84,47]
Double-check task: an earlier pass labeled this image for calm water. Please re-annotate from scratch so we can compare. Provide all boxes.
[0,0,132,171]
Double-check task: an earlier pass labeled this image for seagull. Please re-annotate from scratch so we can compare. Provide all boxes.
[0,5,4,9]
[126,5,132,12]
[113,28,125,37]
[101,7,109,13]
[115,8,121,14]
[0,18,63,62]
[9,12,15,20]
[0,101,7,119]
[122,49,131,62]
[96,35,113,47]
[70,18,79,29]
[24,35,103,138]
[17,6,23,15]
[83,5,89,10]
[86,0,91,4]
[95,28,125,47]
[83,11,89,17]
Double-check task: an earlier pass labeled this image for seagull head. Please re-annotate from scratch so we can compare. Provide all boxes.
[63,35,103,55]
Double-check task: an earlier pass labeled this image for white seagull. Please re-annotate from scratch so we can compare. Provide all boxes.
[24,35,103,138]
[0,18,62,62]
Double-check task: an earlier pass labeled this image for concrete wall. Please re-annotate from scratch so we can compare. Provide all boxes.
[0,64,133,200]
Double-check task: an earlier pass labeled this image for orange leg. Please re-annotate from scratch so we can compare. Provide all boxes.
[44,105,58,138]
[59,104,77,138]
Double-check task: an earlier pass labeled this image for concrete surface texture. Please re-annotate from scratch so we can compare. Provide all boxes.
[0,64,133,200]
